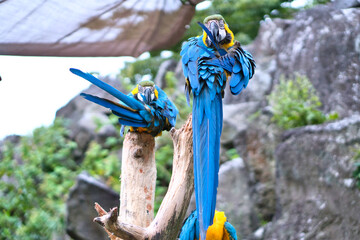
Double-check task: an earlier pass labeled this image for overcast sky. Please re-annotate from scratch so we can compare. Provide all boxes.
[0,55,135,139]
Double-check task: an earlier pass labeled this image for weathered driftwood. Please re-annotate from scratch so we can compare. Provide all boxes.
[94,115,194,240]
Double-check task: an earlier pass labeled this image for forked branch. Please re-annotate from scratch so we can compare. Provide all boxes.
[94,115,194,240]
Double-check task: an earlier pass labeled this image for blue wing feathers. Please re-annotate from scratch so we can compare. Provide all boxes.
[71,68,177,136]
[224,221,238,240]
[229,73,240,88]
[179,211,198,240]
[118,119,148,128]
[233,62,241,73]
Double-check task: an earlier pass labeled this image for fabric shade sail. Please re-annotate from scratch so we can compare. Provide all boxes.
[0,0,200,57]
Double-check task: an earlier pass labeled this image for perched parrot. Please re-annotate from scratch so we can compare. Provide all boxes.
[70,68,178,137]
[180,15,255,239]
[179,210,237,240]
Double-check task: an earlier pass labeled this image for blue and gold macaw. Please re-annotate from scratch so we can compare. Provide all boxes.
[70,68,178,137]
[180,15,255,239]
[179,210,237,240]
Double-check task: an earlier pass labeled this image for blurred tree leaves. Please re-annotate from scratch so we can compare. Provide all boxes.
[169,0,297,53]
[0,119,122,239]
[209,0,295,40]
[353,148,360,189]
[119,57,168,90]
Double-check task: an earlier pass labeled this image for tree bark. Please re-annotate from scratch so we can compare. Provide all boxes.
[94,115,194,240]
[120,132,156,227]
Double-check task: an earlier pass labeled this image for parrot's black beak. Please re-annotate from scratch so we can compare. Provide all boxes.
[209,21,220,43]
[209,21,226,44]
[144,88,152,104]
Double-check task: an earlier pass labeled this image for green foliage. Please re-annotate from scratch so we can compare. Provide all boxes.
[81,141,121,191]
[210,0,295,40]
[150,70,192,212]
[0,118,78,239]
[226,148,240,160]
[268,75,338,130]
[0,118,123,239]
[352,148,360,189]
[313,0,331,4]
[118,57,167,91]
[353,163,360,189]
[304,0,332,8]
[154,132,174,213]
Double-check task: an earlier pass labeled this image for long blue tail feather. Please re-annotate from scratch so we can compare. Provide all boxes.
[70,68,144,110]
[80,93,144,122]
[80,92,150,128]
[193,91,222,240]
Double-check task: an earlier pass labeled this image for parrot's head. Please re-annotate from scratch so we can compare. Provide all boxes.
[135,80,158,105]
[203,14,234,49]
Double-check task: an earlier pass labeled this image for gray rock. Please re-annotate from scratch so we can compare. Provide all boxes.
[252,18,293,59]
[0,135,22,164]
[216,158,260,238]
[222,102,259,145]
[332,0,360,9]
[222,101,278,223]
[175,60,186,91]
[66,172,119,240]
[264,115,360,240]
[154,59,177,89]
[56,76,123,160]
[271,6,360,117]
[253,226,265,240]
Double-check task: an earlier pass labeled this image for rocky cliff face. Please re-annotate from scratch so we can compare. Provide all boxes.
[243,2,360,240]
[262,116,360,240]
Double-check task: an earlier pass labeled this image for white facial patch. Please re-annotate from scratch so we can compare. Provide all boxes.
[137,93,145,103]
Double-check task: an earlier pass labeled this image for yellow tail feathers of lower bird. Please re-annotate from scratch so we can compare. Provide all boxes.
[201,211,227,240]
